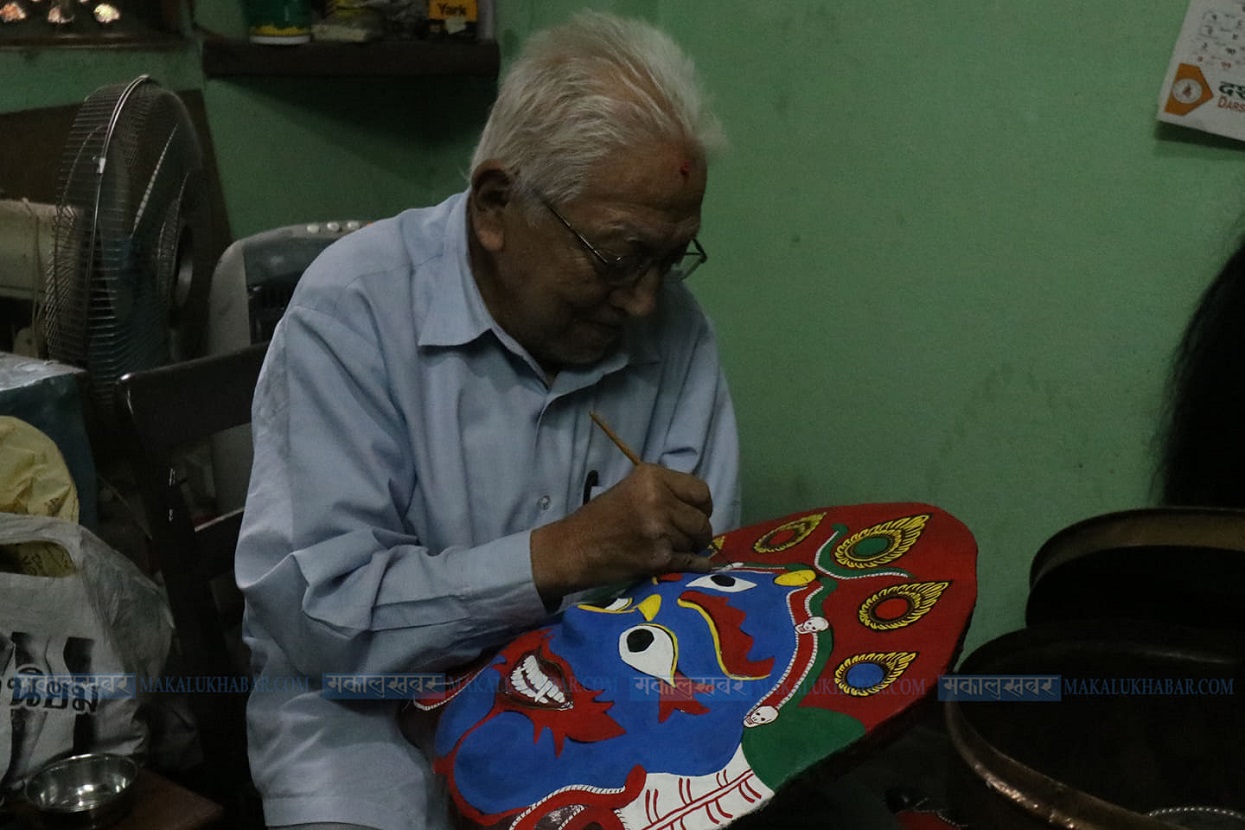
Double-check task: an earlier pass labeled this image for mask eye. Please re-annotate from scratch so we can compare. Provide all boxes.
[618,624,677,685]
[687,573,756,593]
[577,597,633,613]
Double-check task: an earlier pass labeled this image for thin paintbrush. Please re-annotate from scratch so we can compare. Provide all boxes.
[589,411,642,465]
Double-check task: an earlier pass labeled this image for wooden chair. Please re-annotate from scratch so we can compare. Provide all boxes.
[115,342,269,829]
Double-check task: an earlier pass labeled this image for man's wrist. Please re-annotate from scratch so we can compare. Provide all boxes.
[531,521,576,607]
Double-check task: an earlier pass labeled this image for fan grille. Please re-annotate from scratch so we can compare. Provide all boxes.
[44,76,208,420]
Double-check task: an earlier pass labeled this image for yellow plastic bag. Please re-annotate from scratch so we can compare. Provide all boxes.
[0,417,79,577]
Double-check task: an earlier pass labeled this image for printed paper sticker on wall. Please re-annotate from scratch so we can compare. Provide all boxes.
[1158,0,1245,142]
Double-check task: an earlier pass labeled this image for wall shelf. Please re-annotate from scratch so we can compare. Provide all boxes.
[201,36,499,79]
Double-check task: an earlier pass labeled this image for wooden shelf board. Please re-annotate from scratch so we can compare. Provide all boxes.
[201,36,500,79]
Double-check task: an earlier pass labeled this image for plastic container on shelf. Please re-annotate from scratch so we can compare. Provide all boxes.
[244,0,312,45]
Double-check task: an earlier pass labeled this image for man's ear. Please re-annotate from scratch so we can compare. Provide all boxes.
[469,161,513,253]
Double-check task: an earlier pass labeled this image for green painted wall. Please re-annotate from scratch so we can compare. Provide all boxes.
[188,0,494,236]
[4,2,1243,657]
[200,74,493,235]
[0,45,202,111]
[502,2,1245,655]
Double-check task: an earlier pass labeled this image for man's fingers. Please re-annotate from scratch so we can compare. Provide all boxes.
[562,464,719,587]
[671,552,713,574]
[659,468,713,515]
[667,499,713,552]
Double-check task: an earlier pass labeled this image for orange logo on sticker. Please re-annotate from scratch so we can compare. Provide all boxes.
[1165,63,1214,116]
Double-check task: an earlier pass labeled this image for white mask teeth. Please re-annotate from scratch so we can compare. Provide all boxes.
[509,654,569,708]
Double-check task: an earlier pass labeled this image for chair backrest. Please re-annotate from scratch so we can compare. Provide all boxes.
[115,341,268,826]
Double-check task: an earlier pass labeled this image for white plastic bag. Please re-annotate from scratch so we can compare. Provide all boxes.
[0,513,173,792]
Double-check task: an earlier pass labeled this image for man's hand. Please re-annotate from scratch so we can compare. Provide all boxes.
[530,463,714,605]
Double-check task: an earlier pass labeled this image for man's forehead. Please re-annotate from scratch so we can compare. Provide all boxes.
[590,209,697,235]
[580,141,705,193]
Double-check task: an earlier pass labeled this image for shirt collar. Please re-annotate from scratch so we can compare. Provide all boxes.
[417,191,494,349]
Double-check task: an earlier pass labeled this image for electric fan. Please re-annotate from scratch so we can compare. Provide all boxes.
[41,75,212,423]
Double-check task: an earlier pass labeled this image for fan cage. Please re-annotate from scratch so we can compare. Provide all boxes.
[43,75,209,420]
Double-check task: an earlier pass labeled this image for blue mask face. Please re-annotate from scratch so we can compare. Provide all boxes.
[432,567,820,815]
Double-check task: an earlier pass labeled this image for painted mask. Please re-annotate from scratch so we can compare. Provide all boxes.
[410,502,977,829]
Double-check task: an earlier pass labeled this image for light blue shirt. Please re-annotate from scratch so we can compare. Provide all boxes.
[235,191,740,830]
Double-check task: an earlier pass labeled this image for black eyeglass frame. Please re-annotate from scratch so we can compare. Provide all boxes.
[537,195,707,287]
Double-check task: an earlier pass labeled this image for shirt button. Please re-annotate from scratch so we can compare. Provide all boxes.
[539,495,551,511]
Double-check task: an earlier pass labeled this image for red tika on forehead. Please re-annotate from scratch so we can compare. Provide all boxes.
[679,159,691,179]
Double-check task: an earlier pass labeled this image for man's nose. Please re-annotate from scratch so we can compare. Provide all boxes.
[609,268,661,318]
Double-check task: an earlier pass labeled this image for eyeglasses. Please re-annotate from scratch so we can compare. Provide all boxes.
[538,195,707,287]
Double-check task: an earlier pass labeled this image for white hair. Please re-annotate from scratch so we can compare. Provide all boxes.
[471,10,725,209]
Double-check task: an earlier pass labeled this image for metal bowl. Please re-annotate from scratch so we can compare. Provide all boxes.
[24,753,137,829]
[1148,806,1245,829]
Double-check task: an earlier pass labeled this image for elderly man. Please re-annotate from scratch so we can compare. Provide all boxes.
[236,11,739,830]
